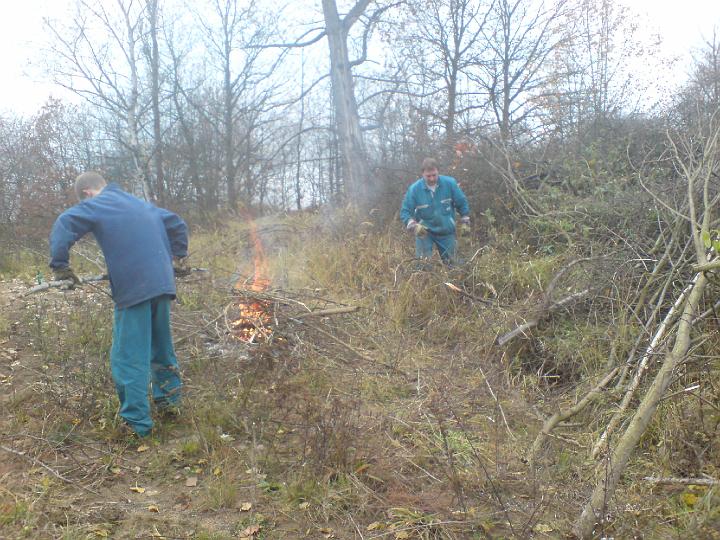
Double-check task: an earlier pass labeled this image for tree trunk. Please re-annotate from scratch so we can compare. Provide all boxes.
[321,0,371,205]
[148,0,165,205]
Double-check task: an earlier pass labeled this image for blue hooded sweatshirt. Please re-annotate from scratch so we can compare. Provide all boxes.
[49,183,188,309]
[400,175,470,236]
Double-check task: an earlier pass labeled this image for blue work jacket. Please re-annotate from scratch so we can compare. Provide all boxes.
[400,175,470,236]
[49,183,188,309]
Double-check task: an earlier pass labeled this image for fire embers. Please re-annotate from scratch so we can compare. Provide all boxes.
[231,214,272,343]
[229,297,273,343]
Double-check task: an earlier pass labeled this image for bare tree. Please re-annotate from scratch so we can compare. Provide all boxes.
[400,0,493,145]
[541,0,659,145]
[44,0,154,198]
[193,0,281,209]
[476,0,567,141]
[145,0,165,203]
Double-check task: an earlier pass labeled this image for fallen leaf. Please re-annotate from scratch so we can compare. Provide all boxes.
[137,444,150,453]
[239,524,261,537]
[444,282,462,293]
[148,505,160,512]
[130,484,146,494]
[185,476,198,487]
[240,502,253,511]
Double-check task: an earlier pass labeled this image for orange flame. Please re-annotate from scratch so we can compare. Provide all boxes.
[232,212,272,343]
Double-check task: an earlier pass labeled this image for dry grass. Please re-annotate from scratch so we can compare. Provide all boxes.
[0,210,718,538]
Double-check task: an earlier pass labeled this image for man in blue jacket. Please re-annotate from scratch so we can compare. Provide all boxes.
[50,172,189,438]
[400,158,470,263]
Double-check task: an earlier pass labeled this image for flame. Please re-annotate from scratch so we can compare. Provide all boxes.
[231,212,272,343]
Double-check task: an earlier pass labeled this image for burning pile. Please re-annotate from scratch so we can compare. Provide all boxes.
[230,217,273,343]
[230,294,272,343]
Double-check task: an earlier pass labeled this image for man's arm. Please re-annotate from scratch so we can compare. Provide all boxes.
[49,206,95,269]
[451,180,470,218]
[159,208,189,259]
[400,186,417,227]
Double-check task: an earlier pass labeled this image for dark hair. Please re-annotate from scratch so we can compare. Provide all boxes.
[74,172,107,200]
[421,158,439,172]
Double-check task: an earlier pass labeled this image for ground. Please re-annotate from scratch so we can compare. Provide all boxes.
[1,215,717,539]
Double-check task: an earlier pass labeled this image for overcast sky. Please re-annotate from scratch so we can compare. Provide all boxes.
[1,0,719,115]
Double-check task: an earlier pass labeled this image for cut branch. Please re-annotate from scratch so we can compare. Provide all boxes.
[528,367,619,468]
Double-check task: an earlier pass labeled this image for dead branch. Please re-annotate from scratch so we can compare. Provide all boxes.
[24,268,208,295]
[643,476,720,486]
[25,274,107,295]
[575,118,720,539]
[591,273,699,459]
[496,289,591,346]
[290,317,408,377]
[528,367,619,468]
[0,444,100,495]
[444,282,495,305]
[293,306,359,318]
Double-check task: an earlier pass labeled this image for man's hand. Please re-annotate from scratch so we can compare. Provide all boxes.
[173,257,191,278]
[414,223,429,238]
[458,217,471,237]
[174,266,192,278]
[53,267,80,288]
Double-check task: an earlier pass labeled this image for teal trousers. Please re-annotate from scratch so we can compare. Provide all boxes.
[416,232,457,262]
[110,295,182,436]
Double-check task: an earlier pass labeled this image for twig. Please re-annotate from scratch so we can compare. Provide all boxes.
[479,365,514,439]
[290,317,408,377]
[0,444,100,495]
[293,306,359,318]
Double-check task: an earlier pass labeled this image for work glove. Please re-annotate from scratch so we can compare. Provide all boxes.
[407,219,428,238]
[414,223,429,238]
[458,217,471,237]
[174,257,192,278]
[174,266,192,278]
[53,267,80,288]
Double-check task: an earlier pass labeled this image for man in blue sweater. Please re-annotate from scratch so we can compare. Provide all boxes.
[50,172,189,438]
[400,158,471,264]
